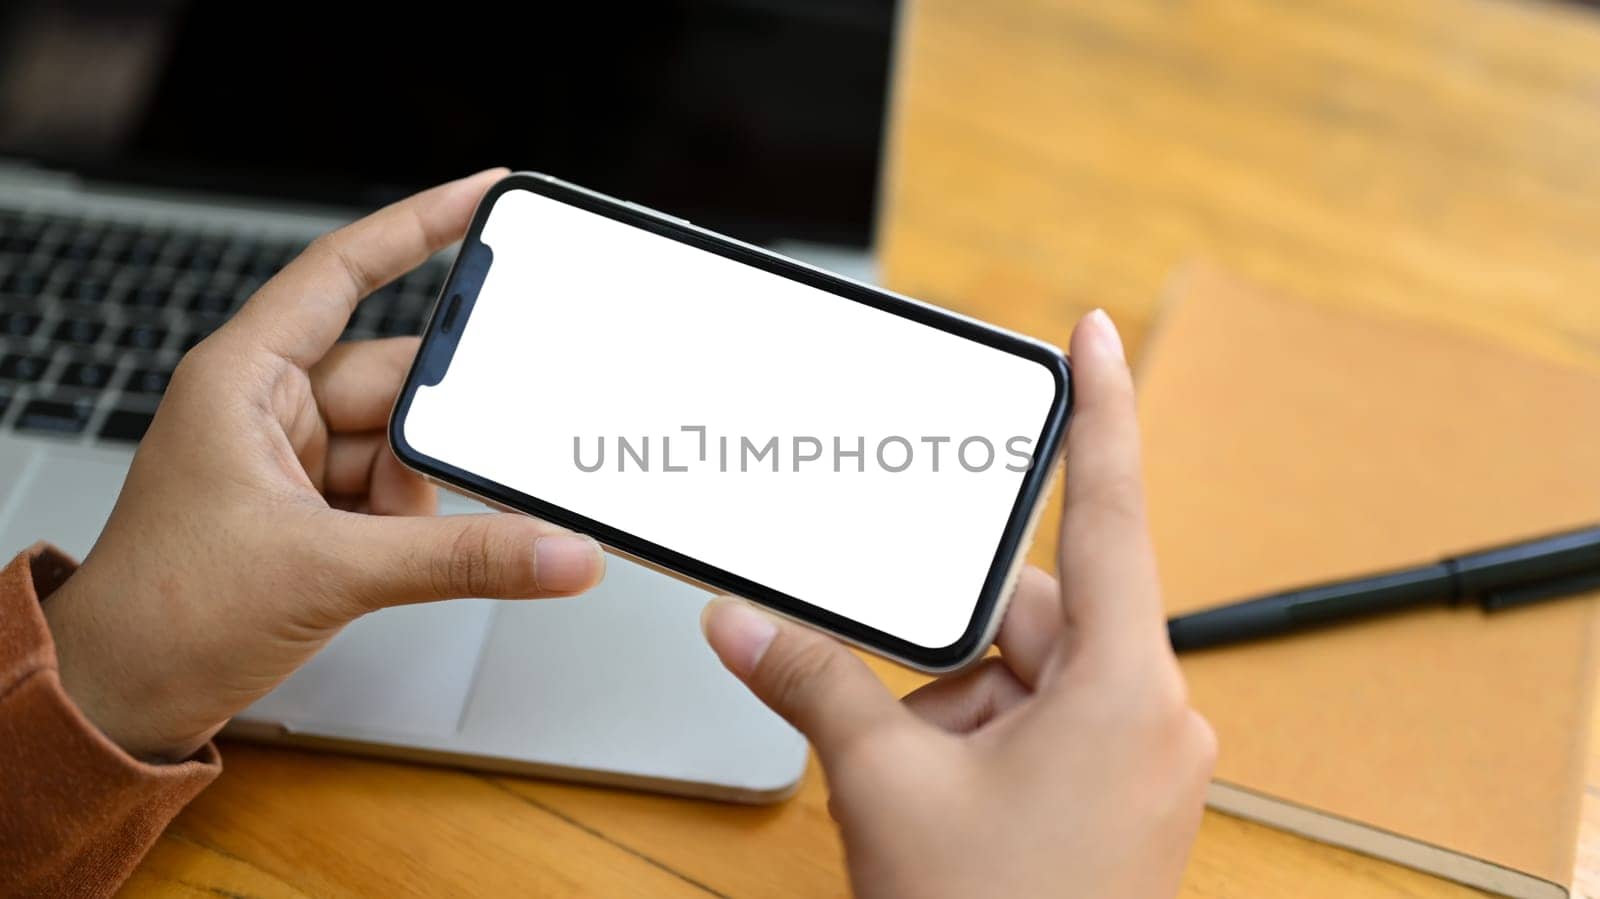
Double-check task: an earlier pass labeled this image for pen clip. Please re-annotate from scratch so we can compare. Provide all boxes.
[1480,570,1600,611]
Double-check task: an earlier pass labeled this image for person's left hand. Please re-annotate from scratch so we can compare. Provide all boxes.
[43,169,606,762]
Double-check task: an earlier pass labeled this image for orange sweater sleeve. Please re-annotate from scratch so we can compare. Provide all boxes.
[0,544,220,898]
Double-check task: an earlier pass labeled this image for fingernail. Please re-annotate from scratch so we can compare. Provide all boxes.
[701,597,779,678]
[1087,308,1125,362]
[533,535,603,593]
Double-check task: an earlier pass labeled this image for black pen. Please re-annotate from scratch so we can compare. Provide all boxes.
[1167,524,1600,652]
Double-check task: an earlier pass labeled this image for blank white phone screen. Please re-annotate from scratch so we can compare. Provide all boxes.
[404,189,1060,649]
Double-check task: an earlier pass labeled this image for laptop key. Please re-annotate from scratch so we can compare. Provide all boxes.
[60,361,115,390]
[162,235,198,265]
[0,353,50,381]
[121,228,171,264]
[341,322,376,341]
[100,223,137,254]
[1,267,44,296]
[48,260,85,286]
[61,278,110,303]
[116,324,168,351]
[242,255,277,280]
[0,229,36,255]
[16,396,94,435]
[124,281,170,309]
[188,289,234,316]
[0,311,42,338]
[52,318,105,345]
[379,313,424,336]
[182,239,227,272]
[232,276,263,302]
[123,366,173,396]
[222,234,261,260]
[0,216,46,255]
[99,409,155,443]
[177,329,210,354]
[60,236,99,262]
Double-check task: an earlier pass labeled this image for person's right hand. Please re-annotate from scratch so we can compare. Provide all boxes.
[703,309,1214,898]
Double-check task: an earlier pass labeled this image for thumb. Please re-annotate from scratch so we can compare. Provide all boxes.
[702,598,912,764]
[334,512,605,612]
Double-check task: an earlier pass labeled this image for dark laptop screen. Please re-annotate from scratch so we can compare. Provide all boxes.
[0,1,896,247]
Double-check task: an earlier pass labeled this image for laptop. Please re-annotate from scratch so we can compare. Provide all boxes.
[0,0,898,801]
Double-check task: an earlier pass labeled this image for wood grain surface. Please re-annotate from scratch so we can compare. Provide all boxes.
[123,0,1600,895]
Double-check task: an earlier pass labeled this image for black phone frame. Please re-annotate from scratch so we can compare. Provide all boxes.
[390,172,1072,671]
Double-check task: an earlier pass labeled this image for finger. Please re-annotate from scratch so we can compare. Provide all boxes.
[369,442,438,516]
[1057,310,1166,663]
[901,657,1030,733]
[323,432,437,516]
[230,168,506,366]
[310,338,420,433]
[325,511,604,615]
[701,598,918,766]
[994,565,1065,688]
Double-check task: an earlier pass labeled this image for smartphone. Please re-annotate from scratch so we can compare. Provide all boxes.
[389,173,1071,671]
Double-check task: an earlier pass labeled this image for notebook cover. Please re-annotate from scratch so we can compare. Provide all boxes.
[1138,265,1600,896]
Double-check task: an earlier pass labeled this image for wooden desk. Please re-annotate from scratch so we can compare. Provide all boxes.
[125,1,1600,895]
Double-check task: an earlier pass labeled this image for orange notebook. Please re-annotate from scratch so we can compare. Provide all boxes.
[1138,266,1600,898]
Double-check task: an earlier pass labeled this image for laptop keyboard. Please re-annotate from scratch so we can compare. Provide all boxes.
[0,206,447,445]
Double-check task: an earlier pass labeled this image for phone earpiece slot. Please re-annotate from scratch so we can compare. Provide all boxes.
[440,294,463,332]
[416,240,492,386]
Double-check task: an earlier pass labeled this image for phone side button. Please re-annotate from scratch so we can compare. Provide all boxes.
[622,200,692,227]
